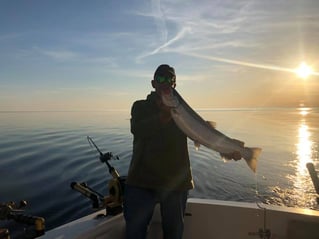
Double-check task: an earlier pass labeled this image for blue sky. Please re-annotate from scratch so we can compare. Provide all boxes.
[1,0,318,111]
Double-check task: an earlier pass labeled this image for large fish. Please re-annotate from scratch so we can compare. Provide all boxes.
[161,88,261,172]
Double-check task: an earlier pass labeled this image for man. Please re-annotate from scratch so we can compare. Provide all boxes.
[124,64,194,239]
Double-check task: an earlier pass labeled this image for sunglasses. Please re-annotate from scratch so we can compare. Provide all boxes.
[155,75,176,85]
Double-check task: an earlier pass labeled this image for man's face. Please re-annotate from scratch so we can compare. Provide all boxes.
[152,74,176,94]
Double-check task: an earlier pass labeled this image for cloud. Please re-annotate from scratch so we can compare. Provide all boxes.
[135,0,262,62]
[13,46,118,69]
[137,26,191,61]
[39,48,79,61]
[150,0,168,42]
[133,0,319,81]
[0,33,23,41]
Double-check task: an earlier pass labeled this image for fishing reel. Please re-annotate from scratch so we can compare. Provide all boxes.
[100,151,119,163]
[0,200,45,239]
[71,137,126,216]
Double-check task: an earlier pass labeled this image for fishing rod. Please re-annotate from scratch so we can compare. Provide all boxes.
[87,136,120,179]
[70,136,125,215]
[306,162,319,204]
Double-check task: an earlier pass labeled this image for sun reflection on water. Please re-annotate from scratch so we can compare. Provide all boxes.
[267,108,318,208]
[296,121,312,174]
[291,108,316,207]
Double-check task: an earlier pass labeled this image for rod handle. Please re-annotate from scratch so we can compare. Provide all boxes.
[306,163,319,194]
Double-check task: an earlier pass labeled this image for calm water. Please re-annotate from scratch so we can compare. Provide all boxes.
[1,108,319,234]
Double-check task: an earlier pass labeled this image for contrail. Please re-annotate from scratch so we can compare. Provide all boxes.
[137,27,191,61]
[181,51,319,76]
[151,0,167,42]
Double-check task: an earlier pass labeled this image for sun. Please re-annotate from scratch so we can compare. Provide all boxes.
[295,62,313,79]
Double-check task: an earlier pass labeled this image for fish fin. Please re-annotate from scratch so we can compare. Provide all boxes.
[243,147,262,173]
[206,121,217,128]
[194,141,200,151]
[220,151,241,161]
[232,138,245,147]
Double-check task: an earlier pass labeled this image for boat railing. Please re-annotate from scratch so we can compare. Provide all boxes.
[248,203,272,239]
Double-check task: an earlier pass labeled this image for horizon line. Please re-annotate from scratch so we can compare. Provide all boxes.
[0,106,317,113]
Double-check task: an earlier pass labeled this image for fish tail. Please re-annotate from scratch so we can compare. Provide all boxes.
[243,147,262,173]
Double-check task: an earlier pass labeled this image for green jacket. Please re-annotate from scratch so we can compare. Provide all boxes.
[126,91,194,191]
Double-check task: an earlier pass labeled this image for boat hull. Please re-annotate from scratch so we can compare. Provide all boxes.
[39,198,319,239]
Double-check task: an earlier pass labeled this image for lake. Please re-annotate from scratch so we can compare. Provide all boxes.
[0,108,318,235]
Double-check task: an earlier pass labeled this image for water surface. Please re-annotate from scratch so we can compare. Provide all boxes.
[0,108,318,234]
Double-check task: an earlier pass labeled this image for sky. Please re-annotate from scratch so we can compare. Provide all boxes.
[0,0,319,111]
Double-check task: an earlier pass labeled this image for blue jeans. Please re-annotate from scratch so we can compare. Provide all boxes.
[124,185,188,239]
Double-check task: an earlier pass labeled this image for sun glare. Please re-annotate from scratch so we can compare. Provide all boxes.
[295,62,313,79]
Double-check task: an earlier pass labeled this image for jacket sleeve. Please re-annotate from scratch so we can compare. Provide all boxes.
[130,100,162,138]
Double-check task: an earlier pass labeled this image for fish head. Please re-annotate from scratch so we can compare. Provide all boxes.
[161,87,179,108]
